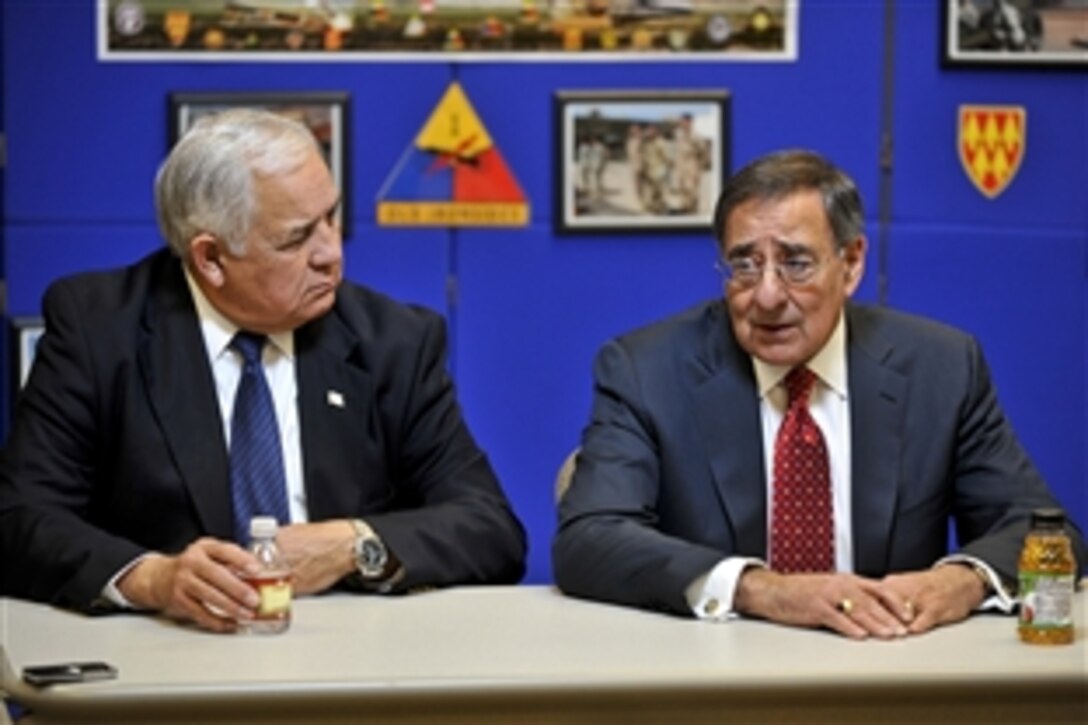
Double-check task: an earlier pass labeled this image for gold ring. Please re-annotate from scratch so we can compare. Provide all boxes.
[838,598,854,615]
[904,600,915,616]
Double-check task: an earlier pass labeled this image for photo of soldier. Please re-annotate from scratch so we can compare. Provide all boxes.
[575,134,609,211]
[625,124,646,207]
[670,113,710,214]
[575,117,707,217]
[560,92,728,231]
[638,124,671,215]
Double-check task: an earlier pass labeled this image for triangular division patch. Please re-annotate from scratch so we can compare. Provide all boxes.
[377,82,529,226]
[958,105,1026,200]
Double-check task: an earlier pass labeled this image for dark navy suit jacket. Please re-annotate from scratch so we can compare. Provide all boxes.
[553,301,1084,615]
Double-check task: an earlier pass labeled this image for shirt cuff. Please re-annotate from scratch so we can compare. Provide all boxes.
[685,557,766,622]
[936,554,1016,614]
[101,553,157,610]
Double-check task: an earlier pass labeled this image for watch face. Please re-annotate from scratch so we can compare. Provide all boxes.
[356,536,388,578]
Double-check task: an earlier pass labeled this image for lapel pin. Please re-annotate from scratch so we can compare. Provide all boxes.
[326,390,345,408]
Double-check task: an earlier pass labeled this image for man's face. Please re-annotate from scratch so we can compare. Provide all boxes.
[214,149,343,334]
[721,190,865,367]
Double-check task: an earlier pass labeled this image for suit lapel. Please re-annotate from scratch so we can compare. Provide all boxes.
[138,254,233,538]
[689,304,768,558]
[846,307,907,576]
[294,308,380,520]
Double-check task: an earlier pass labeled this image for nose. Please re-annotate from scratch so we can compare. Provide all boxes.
[750,264,788,309]
[310,217,342,268]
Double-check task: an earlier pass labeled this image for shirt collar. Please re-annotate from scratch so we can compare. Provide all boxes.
[183,266,294,361]
[752,312,847,400]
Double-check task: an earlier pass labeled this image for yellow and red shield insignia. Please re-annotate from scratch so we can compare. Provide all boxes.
[958,105,1026,199]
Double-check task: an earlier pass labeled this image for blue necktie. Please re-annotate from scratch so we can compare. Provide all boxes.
[229,332,290,544]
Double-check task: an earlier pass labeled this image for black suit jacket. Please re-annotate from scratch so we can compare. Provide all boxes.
[553,301,1085,615]
[0,249,526,609]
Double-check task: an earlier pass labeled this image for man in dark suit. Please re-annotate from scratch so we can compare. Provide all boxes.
[553,149,1084,639]
[0,109,526,633]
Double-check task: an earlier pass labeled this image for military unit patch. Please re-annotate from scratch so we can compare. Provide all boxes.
[376,82,529,227]
[958,105,1026,199]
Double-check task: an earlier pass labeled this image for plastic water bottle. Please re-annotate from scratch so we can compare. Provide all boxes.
[1018,508,1075,645]
[241,516,292,634]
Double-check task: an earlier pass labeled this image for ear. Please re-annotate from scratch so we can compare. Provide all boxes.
[188,233,226,288]
[842,235,867,296]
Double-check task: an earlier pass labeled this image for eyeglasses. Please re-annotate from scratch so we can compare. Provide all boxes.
[714,252,834,288]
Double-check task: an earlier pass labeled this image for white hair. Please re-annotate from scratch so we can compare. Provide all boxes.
[155,108,321,256]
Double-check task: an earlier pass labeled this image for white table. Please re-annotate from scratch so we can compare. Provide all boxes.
[2,586,1085,723]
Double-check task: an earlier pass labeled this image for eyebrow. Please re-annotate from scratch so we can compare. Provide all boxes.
[280,197,341,248]
[727,238,814,259]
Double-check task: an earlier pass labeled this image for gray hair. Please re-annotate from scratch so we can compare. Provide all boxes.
[711,149,864,252]
[155,108,321,256]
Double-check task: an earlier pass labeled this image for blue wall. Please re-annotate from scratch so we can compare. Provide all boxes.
[2,1,1085,585]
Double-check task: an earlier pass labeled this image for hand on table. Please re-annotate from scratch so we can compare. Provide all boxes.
[734,564,987,640]
[734,568,913,640]
[275,520,357,595]
[118,538,260,633]
[117,520,386,631]
[877,564,988,635]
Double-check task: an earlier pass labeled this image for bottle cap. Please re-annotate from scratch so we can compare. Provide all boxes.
[250,516,279,539]
[1030,508,1065,529]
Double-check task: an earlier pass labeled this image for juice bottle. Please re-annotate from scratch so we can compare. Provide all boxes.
[1017,508,1075,645]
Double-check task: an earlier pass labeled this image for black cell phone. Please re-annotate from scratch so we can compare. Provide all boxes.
[22,661,118,687]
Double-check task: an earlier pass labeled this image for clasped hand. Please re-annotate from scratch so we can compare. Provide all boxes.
[734,565,987,640]
[117,520,357,633]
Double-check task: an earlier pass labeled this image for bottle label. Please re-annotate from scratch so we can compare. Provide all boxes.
[1018,572,1074,629]
[249,575,292,619]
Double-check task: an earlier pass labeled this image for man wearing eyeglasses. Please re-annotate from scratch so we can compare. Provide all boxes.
[553,149,1084,638]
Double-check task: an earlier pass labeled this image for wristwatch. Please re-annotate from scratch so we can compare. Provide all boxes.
[351,519,398,587]
[352,519,389,579]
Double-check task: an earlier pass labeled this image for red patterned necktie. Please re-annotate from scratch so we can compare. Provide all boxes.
[770,367,834,573]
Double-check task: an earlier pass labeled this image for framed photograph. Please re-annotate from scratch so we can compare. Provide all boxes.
[12,318,45,392]
[101,1,799,62]
[169,91,350,233]
[943,0,1088,68]
[555,90,731,234]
